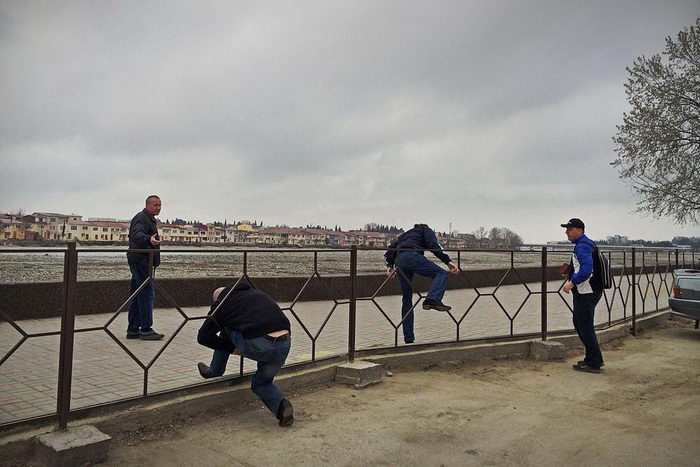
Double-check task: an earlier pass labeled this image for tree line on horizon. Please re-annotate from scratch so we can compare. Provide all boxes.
[472,226,524,248]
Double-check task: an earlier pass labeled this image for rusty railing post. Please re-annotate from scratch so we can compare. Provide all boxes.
[348,245,357,362]
[631,247,636,337]
[57,242,78,430]
[541,246,547,340]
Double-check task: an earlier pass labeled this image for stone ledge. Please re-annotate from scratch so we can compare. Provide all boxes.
[530,340,566,361]
[335,361,383,389]
[35,425,111,467]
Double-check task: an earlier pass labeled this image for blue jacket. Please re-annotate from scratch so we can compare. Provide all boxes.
[569,234,596,293]
[384,224,451,267]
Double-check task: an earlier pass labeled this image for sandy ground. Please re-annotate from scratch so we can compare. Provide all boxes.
[96,319,700,467]
[1,319,697,466]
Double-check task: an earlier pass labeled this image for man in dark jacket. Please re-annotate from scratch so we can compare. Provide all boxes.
[384,224,459,343]
[197,283,294,427]
[126,195,164,340]
[561,218,604,373]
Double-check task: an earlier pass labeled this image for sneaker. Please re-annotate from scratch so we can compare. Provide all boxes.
[577,360,604,368]
[277,399,294,427]
[126,332,140,339]
[197,362,215,379]
[404,338,415,344]
[573,363,601,373]
[139,331,165,340]
[422,298,451,312]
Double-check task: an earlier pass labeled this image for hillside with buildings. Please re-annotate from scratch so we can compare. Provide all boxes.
[0,212,487,248]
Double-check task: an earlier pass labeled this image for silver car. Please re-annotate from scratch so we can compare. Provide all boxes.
[669,269,700,329]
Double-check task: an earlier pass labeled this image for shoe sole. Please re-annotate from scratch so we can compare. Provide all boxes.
[139,334,165,340]
[577,361,605,368]
[422,304,451,312]
[573,365,601,374]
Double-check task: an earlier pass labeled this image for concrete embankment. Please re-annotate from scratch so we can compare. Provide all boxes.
[1,267,570,320]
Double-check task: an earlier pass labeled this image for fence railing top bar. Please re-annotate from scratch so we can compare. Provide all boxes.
[75,248,352,254]
[0,248,69,253]
[526,244,690,252]
[362,247,540,253]
[1,245,692,255]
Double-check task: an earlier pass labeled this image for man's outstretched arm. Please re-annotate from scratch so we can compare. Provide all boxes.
[197,317,236,353]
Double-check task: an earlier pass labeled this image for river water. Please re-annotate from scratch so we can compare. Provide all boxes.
[0,246,572,283]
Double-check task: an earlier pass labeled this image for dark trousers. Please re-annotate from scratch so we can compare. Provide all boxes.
[572,290,604,367]
[209,330,291,415]
[127,261,154,334]
[396,252,449,342]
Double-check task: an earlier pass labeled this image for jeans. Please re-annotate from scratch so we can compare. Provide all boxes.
[127,261,154,334]
[209,329,291,415]
[572,290,604,367]
[395,252,449,342]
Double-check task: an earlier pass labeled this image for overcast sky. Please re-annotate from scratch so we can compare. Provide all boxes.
[1,1,698,242]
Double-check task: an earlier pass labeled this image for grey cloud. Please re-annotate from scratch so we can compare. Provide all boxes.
[1,1,699,241]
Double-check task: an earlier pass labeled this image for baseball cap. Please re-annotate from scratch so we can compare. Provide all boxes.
[560,218,585,230]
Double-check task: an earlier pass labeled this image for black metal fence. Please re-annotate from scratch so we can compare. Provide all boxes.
[0,245,695,430]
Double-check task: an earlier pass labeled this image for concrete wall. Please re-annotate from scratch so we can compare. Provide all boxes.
[0,265,650,321]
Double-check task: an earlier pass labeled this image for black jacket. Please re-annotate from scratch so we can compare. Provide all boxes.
[127,209,160,267]
[197,283,291,353]
[384,224,451,267]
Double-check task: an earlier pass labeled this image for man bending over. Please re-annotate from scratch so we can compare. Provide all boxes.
[197,283,294,426]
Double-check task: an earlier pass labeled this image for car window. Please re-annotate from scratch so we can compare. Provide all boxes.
[678,278,700,294]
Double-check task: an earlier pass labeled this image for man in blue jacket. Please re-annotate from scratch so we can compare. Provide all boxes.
[126,195,164,340]
[385,224,459,343]
[561,218,604,373]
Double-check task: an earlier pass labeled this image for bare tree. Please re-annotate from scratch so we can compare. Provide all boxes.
[500,228,523,248]
[473,226,487,240]
[611,18,700,225]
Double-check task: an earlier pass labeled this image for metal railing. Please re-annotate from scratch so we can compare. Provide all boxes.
[0,244,695,430]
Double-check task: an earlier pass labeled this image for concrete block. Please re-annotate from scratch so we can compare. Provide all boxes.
[35,425,111,467]
[530,340,566,361]
[335,361,383,389]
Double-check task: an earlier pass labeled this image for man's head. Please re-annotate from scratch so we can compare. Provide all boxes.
[144,195,161,216]
[213,287,226,302]
[561,218,585,242]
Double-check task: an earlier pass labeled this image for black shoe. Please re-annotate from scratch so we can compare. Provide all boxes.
[139,331,165,340]
[198,362,215,379]
[404,338,415,344]
[422,298,451,312]
[577,360,604,368]
[126,332,140,339]
[573,363,601,373]
[277,399,294,427]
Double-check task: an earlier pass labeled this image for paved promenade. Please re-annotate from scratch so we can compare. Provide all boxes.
[0,278,669,425]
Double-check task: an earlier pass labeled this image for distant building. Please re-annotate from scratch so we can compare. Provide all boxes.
[350,231,390,247]
[0,217,25,239]
[23,213,82,240]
